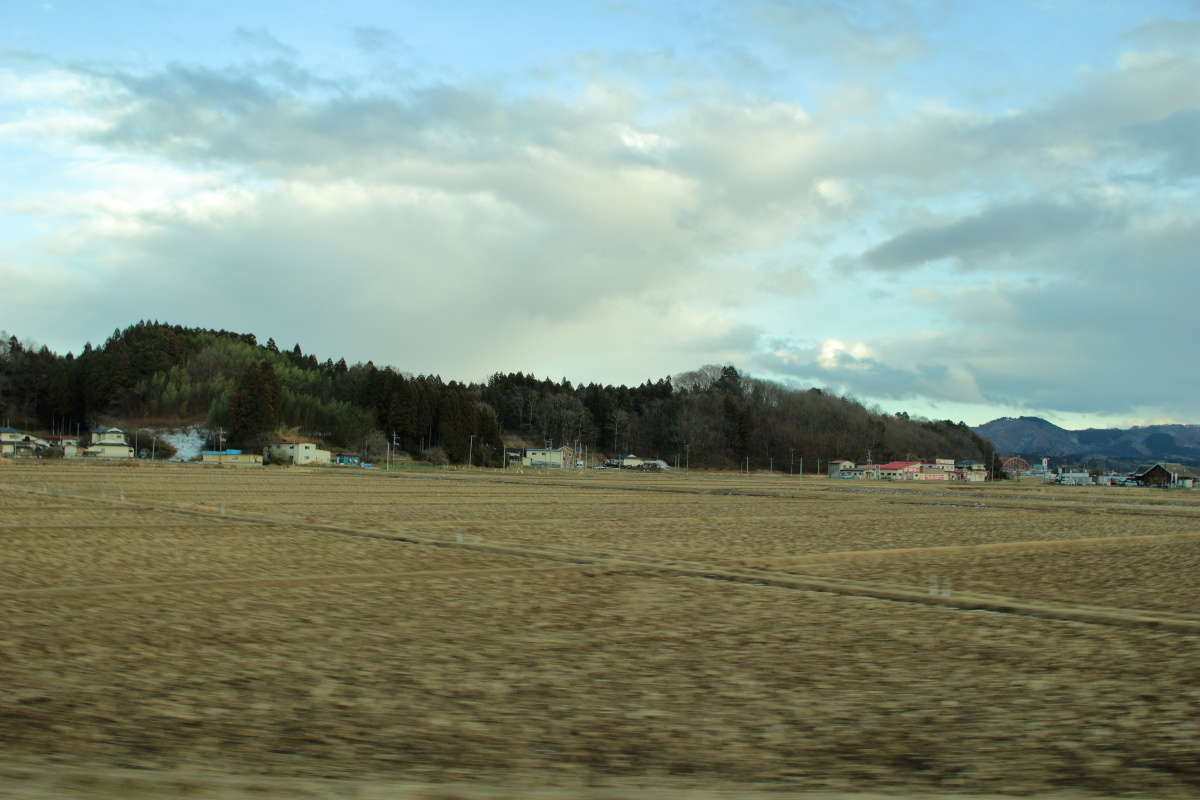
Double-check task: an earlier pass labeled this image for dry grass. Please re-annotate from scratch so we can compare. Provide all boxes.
[1,462,1199,798]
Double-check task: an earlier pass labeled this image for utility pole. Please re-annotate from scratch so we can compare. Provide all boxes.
[468,434,475,468]
[789,448,795,475]
[685,443,689,474]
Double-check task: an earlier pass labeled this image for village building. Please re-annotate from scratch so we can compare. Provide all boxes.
[0,426,42,457]
[878,461,922,480]
[263,441,331,465]
[1131,463,1197,488]
[84,427,134,459]
[333,452,362,466]
[835,458,986,482]
[522,446,577,468]
[201,449,263,466]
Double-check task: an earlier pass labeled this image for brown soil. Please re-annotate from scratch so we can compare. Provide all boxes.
[1,464,1198,799]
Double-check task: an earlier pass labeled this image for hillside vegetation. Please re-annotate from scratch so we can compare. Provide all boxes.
[1,322,997,469]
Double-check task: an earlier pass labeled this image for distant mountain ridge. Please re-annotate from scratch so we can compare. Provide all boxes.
[973,416,1200,467]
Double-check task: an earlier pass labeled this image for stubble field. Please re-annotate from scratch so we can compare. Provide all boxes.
[1,462,1198,799]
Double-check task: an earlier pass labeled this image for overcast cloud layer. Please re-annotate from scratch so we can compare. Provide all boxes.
[2,1,1197,427]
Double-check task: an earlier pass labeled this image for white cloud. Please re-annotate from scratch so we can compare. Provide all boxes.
[1,6,1198,426]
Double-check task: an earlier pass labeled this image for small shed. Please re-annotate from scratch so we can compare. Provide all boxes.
[334,452,362,466]
[201,449,263,466]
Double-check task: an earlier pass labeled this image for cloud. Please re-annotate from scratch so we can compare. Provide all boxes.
[352,27,404,56]
[761,212,1200,419]
[861,199,1104,270]
[1126,108,1200,177]
[232,28,297,58]
[2,7,1199,425]
[745,0,929,73]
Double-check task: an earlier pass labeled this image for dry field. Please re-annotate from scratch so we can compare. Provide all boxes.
[1,462,1199,799]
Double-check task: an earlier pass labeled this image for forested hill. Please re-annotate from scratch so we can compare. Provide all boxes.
[0,322,998,470]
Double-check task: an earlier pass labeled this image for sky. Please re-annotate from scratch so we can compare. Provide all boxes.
[2,0,1198,429]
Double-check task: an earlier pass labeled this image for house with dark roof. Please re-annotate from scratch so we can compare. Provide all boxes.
[1132,463,1197,488]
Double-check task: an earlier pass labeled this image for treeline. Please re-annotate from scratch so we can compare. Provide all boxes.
[0,322,998,471]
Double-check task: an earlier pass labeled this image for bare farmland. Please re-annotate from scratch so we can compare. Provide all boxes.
[1,462,1198,799]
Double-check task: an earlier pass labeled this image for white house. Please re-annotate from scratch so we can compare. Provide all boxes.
[0,426,39,457]
[84,428,133,459]
[263,441,331,465]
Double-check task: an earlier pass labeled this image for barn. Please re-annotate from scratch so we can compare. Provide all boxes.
[1131,463,1197,488]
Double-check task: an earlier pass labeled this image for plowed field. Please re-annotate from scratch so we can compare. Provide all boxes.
[1,462,1198,799]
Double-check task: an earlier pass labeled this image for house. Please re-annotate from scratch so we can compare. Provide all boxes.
[263,441,331,465]
[1,426,28,456]
[0,426,41,458]
[333,452,362,466]
[1131,463,1197,488]
[828,459,854,476]
[84,428,133,459]
[201,449,263,466]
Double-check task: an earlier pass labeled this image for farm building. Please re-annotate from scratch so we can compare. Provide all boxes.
[263,441,331,466]
[201,449,263,466]
[333,452,362,466]
[1131,463,1197,488]
[84,428,133,459]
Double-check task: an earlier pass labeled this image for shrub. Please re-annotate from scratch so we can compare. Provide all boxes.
[421,446,448,466]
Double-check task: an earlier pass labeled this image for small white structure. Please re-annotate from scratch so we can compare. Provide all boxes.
[263,441,331,465]
[522,447,578,468]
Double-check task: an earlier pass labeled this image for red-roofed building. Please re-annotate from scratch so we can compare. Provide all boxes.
[879,461,921,480]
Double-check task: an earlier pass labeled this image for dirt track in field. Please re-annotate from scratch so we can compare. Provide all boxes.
[2,463,1199,799]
